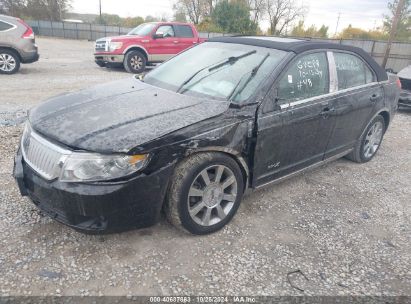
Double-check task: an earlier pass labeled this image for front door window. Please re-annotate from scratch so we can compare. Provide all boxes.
[156,25,174,38]
[277,52,330,101]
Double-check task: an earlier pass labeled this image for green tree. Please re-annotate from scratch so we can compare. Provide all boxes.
[145,15,160,22]
[383,0,411,41]
[211,0,257,34]
[197,16,223,32]
[94,13,122,26]
[291,21,328,38]
[94,14,146,27]
[121,16,145,28]
[317,25,329,38]
[339,25,388,40]
[0,0,71,21]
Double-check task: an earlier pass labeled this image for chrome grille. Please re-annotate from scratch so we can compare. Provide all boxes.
[95,39,107,52]
[399,77,411,91]
[21,125,70,180]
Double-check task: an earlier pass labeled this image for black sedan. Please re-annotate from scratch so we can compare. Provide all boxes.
[14,36,400,234]
[398,65,411,108]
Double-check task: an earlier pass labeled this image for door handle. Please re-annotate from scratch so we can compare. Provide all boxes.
[370,94,380,102]
[173,41,179,44]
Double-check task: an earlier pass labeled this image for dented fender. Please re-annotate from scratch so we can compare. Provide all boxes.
[133,106,259,189]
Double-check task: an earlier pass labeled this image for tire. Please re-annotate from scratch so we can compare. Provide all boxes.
[123,50,146,74]
[0,49,20,74]
[166,152,244,235]
[345,115,386,163]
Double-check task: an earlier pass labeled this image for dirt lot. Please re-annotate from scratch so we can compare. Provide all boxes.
[0,38,410,297]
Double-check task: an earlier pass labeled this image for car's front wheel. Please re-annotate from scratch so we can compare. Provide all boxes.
[0,49,20,74]
[346,115,385,163]
[123,50,146,74]
[166,153,244,235]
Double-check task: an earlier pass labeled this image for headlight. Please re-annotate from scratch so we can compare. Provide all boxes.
[60,153,149,182]
[108,41,123,51]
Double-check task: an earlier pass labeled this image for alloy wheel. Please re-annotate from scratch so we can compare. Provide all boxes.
[0,53,16,72]
[130,55,143,70]
[363,121,383,158]
[187,165,238,227]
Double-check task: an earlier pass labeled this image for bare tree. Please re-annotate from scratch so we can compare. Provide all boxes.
[247,0,266,24]
[174,0,207,24]
[0,0,26,16]
[265,0,306,35]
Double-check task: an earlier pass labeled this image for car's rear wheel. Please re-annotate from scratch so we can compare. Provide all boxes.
[124,50,146,74]
[166,153,244,235]
[346,115,385,163]
[0,49,20,74]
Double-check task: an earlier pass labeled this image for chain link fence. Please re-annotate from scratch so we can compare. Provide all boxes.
[26,20,231,41]
[25,20,411,72]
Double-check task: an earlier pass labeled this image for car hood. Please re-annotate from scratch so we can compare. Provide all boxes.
[29,78,230,153]
[398,65,411,79]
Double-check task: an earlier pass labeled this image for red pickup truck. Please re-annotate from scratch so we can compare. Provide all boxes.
[94,22,205,73]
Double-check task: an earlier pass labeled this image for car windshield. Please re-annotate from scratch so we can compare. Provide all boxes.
[128,23,156,36]
[144,42,288,102]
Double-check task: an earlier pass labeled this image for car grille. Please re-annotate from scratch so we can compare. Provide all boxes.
[399,77,411,91]
[95,39,107,52]
[21,125,70,180]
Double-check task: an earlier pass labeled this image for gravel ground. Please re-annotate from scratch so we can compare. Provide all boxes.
[0,38,410,297]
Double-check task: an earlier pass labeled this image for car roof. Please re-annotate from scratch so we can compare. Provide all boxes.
[148,21,193,25]
[209,35,358,53]
[208,36,388,82]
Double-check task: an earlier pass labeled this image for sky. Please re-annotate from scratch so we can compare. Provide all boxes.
[70,0,391,33]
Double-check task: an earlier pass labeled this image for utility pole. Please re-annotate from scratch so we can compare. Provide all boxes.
[382,0,406,68]
[334,12,341,37]
[99,0,102,24]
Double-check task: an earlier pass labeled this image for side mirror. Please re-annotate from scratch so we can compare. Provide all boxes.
[153,32,164,39]
[273,89,283,103]
[275,96,286,103]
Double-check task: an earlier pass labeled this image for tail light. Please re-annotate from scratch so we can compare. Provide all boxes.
[396,78,402,89]
[17,18,34,39]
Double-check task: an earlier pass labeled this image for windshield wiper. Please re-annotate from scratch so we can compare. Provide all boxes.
[228,53,270,101]
[176,50,257,94]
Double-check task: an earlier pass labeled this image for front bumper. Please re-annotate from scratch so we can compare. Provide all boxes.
[13,149,174,234]
[94,54,124,65]
[399,89,411,108]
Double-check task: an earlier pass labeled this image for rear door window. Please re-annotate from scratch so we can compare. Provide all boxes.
[334,52,375,90]
[156,25,175,38]
[174,25,194,38]
[0,21,14,31]
[277,52,329,101]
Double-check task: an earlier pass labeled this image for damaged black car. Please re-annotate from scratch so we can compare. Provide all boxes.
[14,37,400,234]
